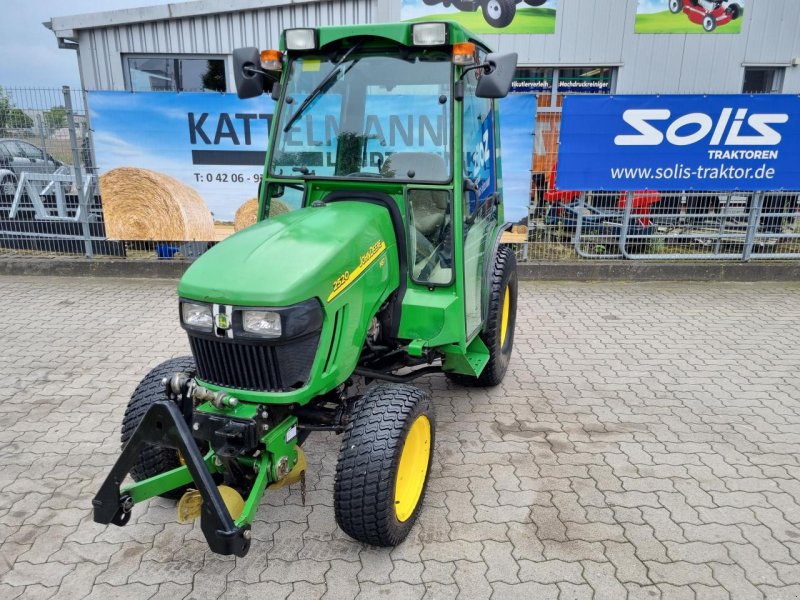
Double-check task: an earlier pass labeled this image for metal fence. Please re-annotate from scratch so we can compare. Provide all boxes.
[0,87,112,257]
[1,86,798,262]
[510,189,800,262]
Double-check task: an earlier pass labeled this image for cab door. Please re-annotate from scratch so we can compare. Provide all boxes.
[461,70,498,339]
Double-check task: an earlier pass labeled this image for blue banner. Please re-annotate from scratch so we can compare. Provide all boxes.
[557,94,800,191]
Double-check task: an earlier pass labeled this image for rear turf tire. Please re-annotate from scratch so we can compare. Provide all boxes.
[121,356,198,500]
[447,245,518,387]
[334,383,435,546]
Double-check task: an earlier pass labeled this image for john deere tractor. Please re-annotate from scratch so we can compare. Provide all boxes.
[93,21,518,557]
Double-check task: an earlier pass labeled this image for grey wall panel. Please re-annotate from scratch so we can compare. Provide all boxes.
[743,0,800,65]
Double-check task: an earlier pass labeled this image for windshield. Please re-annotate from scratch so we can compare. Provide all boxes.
[270,49,452,182]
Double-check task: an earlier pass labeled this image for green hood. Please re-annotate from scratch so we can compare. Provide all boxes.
[178,201,397,307]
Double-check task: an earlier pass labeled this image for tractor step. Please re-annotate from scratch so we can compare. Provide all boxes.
[441,336,490,377]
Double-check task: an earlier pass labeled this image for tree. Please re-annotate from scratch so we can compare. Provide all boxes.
[201,61,226,92]
[0,87,33,130]
[7,108,33,129]
[44,106,68,129]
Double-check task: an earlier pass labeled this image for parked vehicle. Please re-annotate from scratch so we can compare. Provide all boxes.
[669,0,742,32]
[422,0,548,28]
[0,138,63,203]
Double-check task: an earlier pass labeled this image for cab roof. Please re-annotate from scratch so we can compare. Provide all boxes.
[280,21,492,54]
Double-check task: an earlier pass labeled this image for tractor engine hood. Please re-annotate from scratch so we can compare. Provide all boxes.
[178,200,397,307]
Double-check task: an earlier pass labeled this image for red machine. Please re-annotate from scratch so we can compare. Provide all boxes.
[669,0,743,32]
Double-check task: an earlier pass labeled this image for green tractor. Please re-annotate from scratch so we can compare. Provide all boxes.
[93,21,519,557]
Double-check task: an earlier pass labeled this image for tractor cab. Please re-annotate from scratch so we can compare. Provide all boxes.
[93,22,519,558]
[230,22,517,349]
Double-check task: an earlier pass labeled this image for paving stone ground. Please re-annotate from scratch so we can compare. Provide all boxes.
[1,275,799,599]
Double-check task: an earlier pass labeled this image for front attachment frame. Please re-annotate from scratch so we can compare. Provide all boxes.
[92,400,252,557]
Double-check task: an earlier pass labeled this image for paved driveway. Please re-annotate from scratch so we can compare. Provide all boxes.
[1,276,799,599]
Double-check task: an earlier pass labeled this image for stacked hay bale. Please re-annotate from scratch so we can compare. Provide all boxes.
[98,168,215,241]
[233,197,290,231]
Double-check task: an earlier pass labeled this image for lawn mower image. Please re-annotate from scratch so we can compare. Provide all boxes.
[669,0,742,32]
[422,0,548,28]
[92,22,519,557]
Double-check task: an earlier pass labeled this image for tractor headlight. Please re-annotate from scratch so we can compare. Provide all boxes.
[242,310,282,338]
[179,298,322,340]
[181,302,213,331]
[285,28,318,51]
[412,22,448,46]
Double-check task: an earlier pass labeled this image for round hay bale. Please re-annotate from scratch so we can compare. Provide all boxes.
[233,197,291,231]
[98,167,215,241]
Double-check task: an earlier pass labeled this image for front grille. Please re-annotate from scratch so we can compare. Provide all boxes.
[188,333,319,392]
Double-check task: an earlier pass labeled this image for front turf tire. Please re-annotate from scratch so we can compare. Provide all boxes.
[121,356,198,500]
[447,245,518,387]
[334,383,435,546]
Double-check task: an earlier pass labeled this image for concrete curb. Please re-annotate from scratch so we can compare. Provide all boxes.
[517,261,800,282]
[2,257,799,281]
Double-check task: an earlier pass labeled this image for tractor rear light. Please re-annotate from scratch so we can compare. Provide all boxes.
[452,42,476,66]
[181,302,213,332]
[260,49,284,71]
[412,22,448,46]
[284,28,318,51]
[242,310,282,338]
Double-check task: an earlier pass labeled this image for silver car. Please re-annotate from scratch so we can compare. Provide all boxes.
[0,138,63,201]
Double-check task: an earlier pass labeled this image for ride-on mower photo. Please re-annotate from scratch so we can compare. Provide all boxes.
[422,0,548,28]
[93,22,519,557]
[669,0,742,32]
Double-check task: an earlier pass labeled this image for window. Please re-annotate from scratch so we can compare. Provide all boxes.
[513,67,554,110]
[126,56,227,92]
[2,141,24,158]
[270,50,452,181]
[18,142,44,160]
[743,67,784,94]
[511,66,615,108]
[555,67,614,107]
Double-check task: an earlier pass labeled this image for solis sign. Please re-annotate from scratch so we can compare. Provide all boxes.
[556,95,800,191]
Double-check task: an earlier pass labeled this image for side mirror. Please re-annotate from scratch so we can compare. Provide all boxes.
[233,47,269,99]
[476,52,518,99]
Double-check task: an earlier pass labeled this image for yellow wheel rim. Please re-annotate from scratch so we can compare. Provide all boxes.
[394,415,431,522]
[500,285,510,347]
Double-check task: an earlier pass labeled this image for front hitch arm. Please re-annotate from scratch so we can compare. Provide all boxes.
[91,400,252,557]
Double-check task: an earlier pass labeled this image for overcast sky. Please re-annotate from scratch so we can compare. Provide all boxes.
[0,0,171,90]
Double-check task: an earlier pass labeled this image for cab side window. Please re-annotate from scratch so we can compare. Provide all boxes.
[407,189,452,286]
[461,66,495,219]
